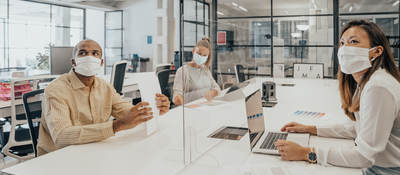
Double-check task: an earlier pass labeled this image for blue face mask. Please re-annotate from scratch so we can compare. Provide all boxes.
[193,52,208,65]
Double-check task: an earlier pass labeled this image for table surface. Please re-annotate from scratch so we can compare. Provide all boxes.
[3,78,362,175]
[179,78,362,175]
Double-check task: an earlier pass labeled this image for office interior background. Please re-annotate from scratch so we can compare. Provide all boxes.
[0,0,399,172]
[0,0,399,80]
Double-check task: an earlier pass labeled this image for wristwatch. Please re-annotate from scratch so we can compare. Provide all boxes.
[307,147,317,164]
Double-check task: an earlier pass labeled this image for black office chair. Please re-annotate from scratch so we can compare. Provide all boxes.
[111,61,128,95]
[22,89,44,157]
[157,69,172,102]
[235,64,246,83]
[156,65,171,74]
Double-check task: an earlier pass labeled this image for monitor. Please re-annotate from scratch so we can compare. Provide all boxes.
[50,47,74,75]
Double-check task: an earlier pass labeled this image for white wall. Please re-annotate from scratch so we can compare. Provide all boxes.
[86,9,105,49]
[123,0,156,70]
[86,9,105,74]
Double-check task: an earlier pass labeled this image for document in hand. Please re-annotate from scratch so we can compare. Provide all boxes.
[131,72,161,135]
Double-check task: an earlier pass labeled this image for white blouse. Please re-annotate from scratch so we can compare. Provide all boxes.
[173,65,221,104]
[316,68,400,168]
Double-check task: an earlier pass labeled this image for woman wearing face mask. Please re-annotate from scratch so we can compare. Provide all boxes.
[274,20,400,174]
[173,37,221,105]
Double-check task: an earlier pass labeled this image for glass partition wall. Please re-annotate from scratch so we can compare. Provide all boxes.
[179,0,400,166]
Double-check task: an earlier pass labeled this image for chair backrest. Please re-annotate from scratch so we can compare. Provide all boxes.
[235,64,246,83]
[157,69,171,96]
[22,89,44,157]
[156,64,171,74]
[293,63,324,79]
[110,61,128,95]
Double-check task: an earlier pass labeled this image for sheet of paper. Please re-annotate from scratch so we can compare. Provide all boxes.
[131,72,161,135]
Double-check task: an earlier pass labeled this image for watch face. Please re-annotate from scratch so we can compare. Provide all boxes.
[308,152,317,161]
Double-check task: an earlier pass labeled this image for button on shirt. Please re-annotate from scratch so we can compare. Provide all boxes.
[316,69,400,168]
[37,70,132,156]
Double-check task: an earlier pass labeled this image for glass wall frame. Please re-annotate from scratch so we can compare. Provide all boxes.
[211,0,400,79]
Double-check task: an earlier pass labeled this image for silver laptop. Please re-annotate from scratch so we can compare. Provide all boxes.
[245,89,309,155]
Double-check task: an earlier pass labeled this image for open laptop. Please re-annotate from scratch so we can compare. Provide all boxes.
[245,89,309,155]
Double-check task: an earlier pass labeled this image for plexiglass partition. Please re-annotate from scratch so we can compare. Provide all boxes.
[179,0,400,172]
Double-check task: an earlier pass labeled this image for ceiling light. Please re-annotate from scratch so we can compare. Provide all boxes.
[217,11,224,16]
[393,0,400,6]
[291,32,302,38]
[232,2,238,7]
[238,6,248,12]
[296,25,309,31]
[349,5,353,12]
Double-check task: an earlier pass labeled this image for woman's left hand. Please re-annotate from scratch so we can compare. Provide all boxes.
[274,140,311,161]
[204,89,218,101]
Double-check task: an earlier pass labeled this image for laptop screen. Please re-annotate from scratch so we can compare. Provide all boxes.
[245,89,265,150]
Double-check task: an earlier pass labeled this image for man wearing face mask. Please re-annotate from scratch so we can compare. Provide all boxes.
[173,37,221,105]
[37,40,170,156]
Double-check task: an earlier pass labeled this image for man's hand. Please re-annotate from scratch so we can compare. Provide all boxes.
[113,102,153,133]
[156,93,170,115]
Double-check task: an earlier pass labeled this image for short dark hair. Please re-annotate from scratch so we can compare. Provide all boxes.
[72,39,103,58]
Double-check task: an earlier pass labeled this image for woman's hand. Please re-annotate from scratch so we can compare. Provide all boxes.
[204,89,218,101]
[281,122,317,135]
[173,95,183,106]
[274,140,311,161]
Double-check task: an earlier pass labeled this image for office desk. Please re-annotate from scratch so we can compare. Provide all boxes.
[3,78,362,175]
[179,78,362,175]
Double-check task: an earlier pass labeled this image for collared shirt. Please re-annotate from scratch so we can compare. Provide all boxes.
[316,69,400,168]
[37,70,132,156]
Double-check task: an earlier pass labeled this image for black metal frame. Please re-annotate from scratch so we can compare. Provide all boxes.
[1,0,86,70]
[104,10,124,74]
[180,0,211,68]
[22,88,44,157]
[211,0,400,79]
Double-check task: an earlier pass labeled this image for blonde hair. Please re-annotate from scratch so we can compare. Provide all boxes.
[196,37,212,69]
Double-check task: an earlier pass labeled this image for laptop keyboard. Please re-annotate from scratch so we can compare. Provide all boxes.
[260,132,288,150]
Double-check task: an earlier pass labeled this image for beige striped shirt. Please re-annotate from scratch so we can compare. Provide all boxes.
[37,70,132,156]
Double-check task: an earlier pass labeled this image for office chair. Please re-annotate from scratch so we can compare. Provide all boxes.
[110,61,128,95]
[22,89,44,157]
[156,64,171,74]
[234,64,246,83]
[157,69,172,102]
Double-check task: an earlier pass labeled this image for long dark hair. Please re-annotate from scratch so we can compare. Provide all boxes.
[338,20,400,121]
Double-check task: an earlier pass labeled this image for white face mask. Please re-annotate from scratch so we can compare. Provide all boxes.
[73,56,102,76]
[337,46,377,74]
[193,52,208,65]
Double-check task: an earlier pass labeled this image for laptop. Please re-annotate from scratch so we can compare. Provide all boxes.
[245,89,309,155]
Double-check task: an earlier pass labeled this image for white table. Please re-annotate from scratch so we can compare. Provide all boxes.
[180,78,362,175]
[3,78,362,175]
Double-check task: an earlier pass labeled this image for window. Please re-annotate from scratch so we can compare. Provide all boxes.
[182,0,211,64]
[339,0,399,14]
[105,11,123,74]
[1,0,85,75]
